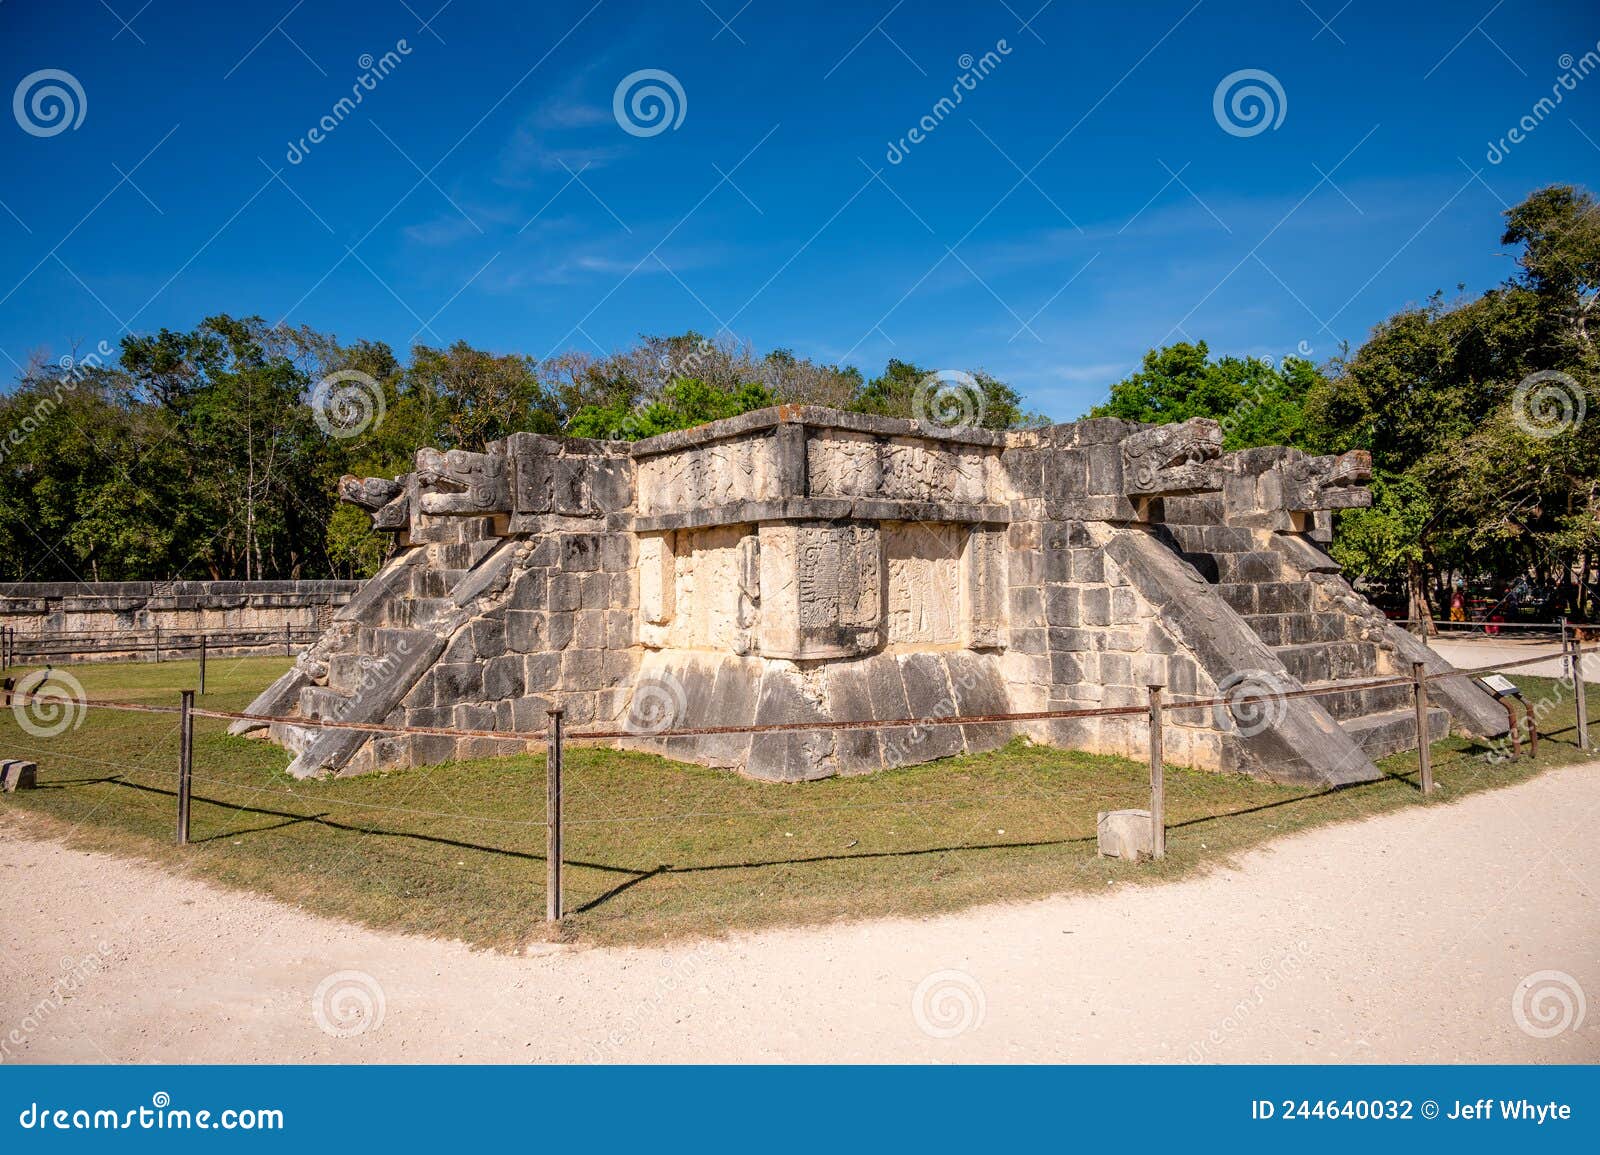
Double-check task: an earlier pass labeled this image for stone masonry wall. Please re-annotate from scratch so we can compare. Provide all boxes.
[0,580,361,661]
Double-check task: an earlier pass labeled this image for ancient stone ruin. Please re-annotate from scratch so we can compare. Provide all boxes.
[236,405,1508,785]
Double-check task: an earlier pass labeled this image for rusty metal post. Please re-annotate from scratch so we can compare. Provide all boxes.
[198,635,207,696]
[1412,661,1433,795]
[1524,698,1540,758]
[1147,684,1166,859]
[284,620,292,657]
[177,690,194,846]
[545,707,565,922]
[153,624,161,664]
[1502,698,1521,761]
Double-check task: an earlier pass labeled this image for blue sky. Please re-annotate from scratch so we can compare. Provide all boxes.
[1,0,1596,419]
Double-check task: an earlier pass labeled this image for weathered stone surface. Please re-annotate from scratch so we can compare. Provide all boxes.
[1,759,37,792]
[1097,809,1153,860]
[246,403,1503,784]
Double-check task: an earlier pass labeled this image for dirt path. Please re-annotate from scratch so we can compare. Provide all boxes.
[3,764,1597,1064]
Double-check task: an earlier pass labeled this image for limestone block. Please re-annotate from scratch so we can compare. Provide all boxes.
[1,759,37,792]
[1098,809,1155,859]
[758,522,882,659]
[964,524,1008,649]
[883,522,960,646]
[806,430,881,498]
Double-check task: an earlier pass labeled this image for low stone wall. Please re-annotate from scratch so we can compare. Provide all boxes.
[0,580,363,662]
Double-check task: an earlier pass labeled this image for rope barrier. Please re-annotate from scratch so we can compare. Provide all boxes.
[5,641,1595,745]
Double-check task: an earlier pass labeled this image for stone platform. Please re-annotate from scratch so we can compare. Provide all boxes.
[236,406,1507,786]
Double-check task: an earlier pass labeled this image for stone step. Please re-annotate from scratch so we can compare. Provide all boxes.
[1273,640,1382,684]
[407,567,466,599]
[1214,550,1284,584]
[380,595,454,628]
[1162,523,1260,555]
[1306,678,1415,722]
[1215,580,1315,617]
[1178,549,1286,584]
[357,625,434,656]
[326,651,407,694]
[1245,612,1347,647]
[1343,706,1450,760]
[268,720,322,757]
[298,685,353,721]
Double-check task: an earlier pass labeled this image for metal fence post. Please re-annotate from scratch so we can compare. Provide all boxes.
[545,707,565,922]
[177,689,194,846]
[153,624,161,664]
[198,635,207,696]
[1411,660,1433,795]
[1572,635,1589,752]
[1560,616,1572,683]
[1147,683,1166,860]
[284,621,292,657]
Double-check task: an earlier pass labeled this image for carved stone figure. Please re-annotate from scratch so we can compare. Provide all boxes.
[1121,417,1224,495]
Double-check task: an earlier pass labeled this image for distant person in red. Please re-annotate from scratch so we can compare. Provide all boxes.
[1449,587,1466,623]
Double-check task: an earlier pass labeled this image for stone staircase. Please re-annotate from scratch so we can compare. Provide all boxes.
[238,529,512,777]
[1163,523,1451,761]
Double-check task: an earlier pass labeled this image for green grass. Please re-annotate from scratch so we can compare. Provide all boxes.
[0,654,1593,950]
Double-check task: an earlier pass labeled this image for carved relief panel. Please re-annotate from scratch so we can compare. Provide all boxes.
[757,522,883,659]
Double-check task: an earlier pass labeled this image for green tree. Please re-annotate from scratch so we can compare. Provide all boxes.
[1090,341,1321,451]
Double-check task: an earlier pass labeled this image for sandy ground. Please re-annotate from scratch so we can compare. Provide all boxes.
[2,763,1597,1064]
[1430,634,1598,681]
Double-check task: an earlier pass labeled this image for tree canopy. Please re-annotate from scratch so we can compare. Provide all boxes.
[0,324,1019,581]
